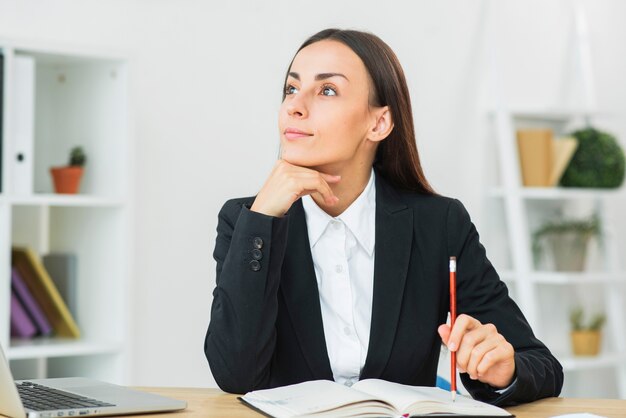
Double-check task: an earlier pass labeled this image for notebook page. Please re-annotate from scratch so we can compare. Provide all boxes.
[242,380,397,417]
[352,379,442,411]
[352,379,510,416]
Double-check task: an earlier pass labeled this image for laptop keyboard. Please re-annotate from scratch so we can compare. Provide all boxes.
[17,381,116,412]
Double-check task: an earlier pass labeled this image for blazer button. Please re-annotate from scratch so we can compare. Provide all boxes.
[253,237,264,249]
[249,260,261,271]
[251,249,263,260]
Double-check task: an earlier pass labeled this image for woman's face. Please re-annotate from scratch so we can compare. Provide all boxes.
[278,40,381,171]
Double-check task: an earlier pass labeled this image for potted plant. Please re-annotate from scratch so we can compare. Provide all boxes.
[560,127,625,188]
[532,215,600,271]
[50,146,87,194]
[570,307,606,356]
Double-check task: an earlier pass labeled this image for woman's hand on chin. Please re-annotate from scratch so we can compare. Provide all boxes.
[250,159,341,217]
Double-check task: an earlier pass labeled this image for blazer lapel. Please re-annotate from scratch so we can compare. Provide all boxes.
[280,199,334,380]
[361,174,413,379]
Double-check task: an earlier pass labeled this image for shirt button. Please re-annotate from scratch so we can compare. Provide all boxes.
[343,326,351,336]
[252,237,264,249]
[251,248,263,260]
[344,379,354,387]
[335,265,343,273]
[249,260,261,271]
[332,221,341,229]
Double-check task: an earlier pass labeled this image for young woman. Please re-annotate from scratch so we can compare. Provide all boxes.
[204,28,563,406]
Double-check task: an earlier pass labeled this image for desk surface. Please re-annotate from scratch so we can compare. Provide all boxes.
[138,387,626,418]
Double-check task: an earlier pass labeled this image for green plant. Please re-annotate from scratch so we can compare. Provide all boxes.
[560,127,625,188]
[570,307,606,331]
[69,146,87,167]
[532,215,600,258]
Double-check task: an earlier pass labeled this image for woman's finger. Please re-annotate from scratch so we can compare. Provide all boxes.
[296,175,339,205]
[437,324,451,345]
[290,171,339,203]
[447,314,482,352]
[476,340,514,378]
[465,330,503,379]
[320,172,342,184]
[454,321,497,373]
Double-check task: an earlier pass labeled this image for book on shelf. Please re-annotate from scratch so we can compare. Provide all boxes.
[239,379,512,417]
[11,246,81,338]
[550,137,578,186]
[10,289,38,338]
[11,267,53,336]
[43,253,78,317]
[516,129,578,187]
[517,129,552,187]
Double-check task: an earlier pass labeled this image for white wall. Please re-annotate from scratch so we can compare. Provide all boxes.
[1,0,625,389]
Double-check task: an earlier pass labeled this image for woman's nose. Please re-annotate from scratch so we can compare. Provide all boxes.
[286,95,308,118]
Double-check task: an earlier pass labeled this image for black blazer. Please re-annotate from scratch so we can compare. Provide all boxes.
[204,172,563,406]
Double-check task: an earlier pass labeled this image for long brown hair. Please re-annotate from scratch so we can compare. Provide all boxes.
[282,28,435,195]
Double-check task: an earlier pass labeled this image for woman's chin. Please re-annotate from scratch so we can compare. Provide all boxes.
[281,152,325,168]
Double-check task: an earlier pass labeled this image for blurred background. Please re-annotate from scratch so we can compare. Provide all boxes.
[1,0,625,399]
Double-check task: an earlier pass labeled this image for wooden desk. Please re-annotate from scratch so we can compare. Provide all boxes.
[139,387,626,418]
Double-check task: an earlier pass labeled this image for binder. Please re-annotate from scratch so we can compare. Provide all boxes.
[11,55,35,195]
[1,52,4,193]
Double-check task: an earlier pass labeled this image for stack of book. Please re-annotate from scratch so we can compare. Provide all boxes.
[516,129,579,187]
[10,247,80,339]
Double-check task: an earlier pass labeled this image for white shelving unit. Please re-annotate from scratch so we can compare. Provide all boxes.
[485,2,626,398]
[0,38,132,384]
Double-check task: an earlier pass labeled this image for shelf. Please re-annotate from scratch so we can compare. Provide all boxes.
[498,271,626,285]
[1,40,130,383]
[0,37,128,62]
[7,194,125,208]
[486,3,626,398]
[7,338,123,360]
[531,272,626,285]
[489,108,607,121]
[488,187,625,200]
[559,352,626,371]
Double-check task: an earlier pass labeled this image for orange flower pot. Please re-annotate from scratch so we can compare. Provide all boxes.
[50,166,84,194]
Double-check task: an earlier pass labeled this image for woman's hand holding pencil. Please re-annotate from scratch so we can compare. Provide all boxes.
[438,257,516,392]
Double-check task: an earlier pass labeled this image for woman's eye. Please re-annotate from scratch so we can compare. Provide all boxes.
[321,85,337,96]
[284,85,298,95]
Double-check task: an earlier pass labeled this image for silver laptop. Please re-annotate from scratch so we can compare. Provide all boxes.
[0,344,186,418]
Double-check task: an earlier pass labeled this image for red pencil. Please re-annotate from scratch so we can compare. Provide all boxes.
[449,256,457,402]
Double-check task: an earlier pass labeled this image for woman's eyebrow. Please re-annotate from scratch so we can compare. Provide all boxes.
[288,72,349,82]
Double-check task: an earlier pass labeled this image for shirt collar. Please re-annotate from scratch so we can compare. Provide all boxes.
[302,169,376,257]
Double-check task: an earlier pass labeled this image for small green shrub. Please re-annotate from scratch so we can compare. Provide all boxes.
[560,127,625,188]
[570,307,606,331]
[532,215,600,259]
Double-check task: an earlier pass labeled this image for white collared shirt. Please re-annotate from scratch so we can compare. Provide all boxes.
[301,169,376,387]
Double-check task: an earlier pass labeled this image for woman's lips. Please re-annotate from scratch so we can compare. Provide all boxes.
[284,128,313,140]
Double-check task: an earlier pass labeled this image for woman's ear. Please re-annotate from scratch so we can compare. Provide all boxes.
[368,106,394,143]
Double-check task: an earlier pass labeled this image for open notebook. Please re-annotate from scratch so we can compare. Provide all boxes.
[240,379,513,417]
